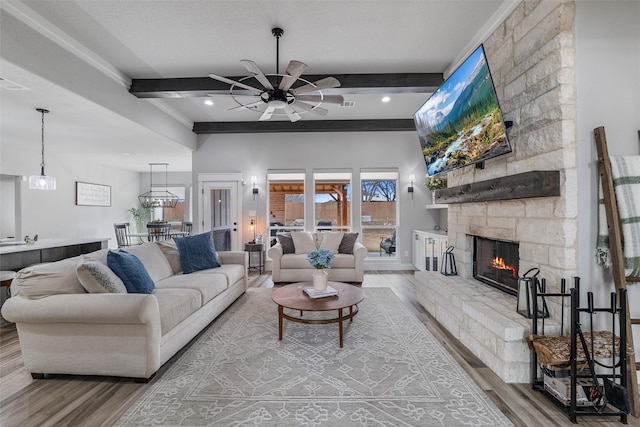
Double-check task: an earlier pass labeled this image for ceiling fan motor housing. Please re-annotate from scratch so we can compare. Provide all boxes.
[261,89,292,108]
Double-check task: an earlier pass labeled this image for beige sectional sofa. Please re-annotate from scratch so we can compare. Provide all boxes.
[1,240,248,381]
[268,231,367,284]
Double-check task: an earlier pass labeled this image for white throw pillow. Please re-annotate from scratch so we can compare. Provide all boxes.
[76,259,127,293]
[291,232,318,254]
[318,232,345,254]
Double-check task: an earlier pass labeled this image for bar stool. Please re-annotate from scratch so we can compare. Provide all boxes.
[0,271,17,297]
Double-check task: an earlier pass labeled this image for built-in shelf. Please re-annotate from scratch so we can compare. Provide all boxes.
[426,204,448,210]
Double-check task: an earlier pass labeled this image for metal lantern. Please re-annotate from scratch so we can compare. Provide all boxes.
[441,246,457,276]
[516,267,549,318]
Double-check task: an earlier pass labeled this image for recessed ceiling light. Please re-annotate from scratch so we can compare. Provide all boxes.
[381,96,391,103]
[204,99,214,106]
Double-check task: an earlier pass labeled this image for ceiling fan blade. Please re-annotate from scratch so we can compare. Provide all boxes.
[290,77,341,95]
[209,73,263,93]
[259,105,276,121]
[295,94,344,104]
[207,93,260,97]
[283,105,302,122]
[228,100,264,111]
[292,100,328,116]
[240,60,274,90]
[278,60,308,91]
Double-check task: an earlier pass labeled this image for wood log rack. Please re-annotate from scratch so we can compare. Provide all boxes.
[529,279,629,423]
[594,126,640,416]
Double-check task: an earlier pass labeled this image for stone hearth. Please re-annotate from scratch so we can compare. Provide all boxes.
[415,270,560,383]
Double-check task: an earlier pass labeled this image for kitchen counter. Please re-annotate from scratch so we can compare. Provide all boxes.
[0,238,109,271]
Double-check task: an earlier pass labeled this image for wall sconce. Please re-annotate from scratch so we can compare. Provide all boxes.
[251,175,258,199]
[408,174,415,199]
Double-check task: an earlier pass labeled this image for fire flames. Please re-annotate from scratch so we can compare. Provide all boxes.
[491,256,517,278]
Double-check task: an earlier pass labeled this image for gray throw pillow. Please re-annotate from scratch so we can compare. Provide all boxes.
[76,259,127,293]
[338,232,359,254]
[277,232,295,254]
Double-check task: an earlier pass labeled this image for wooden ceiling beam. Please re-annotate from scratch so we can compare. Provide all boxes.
[193,119,416,134]
[129,73,443,98]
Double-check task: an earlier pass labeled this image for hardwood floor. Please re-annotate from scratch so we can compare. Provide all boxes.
[0,272,635,426]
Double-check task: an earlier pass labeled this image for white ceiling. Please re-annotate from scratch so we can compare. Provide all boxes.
[0,0,516,172]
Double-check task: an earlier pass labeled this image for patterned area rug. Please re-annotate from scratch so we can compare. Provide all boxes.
[116,288,513,426]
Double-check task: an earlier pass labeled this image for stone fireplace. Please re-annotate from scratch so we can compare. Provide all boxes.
[414,0,577,384]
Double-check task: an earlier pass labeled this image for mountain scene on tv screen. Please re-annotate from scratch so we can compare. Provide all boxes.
[414,47,509,176]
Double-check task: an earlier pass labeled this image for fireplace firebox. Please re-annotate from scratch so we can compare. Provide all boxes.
[473,236,519,295]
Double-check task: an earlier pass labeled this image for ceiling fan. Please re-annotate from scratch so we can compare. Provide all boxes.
[208,27,344,122]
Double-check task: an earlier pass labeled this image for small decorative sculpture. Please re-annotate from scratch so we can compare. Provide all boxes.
[24,234,38,245]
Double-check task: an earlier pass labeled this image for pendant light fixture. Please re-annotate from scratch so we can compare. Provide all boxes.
[138,163,179,208]
[29,108,56,190]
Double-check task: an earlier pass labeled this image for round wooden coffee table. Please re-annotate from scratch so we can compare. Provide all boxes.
[271,281,364,348]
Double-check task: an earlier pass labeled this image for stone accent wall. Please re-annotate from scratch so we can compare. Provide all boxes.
[446,0,577,320]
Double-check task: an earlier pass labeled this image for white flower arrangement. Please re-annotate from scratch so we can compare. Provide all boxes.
[425,177,447,191]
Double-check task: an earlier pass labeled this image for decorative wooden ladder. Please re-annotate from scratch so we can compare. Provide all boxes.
[594,126,640,416]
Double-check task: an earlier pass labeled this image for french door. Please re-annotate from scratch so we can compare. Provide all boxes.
[198,175,242,251]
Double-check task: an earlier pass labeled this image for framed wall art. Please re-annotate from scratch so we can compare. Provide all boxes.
[76,181,111,207]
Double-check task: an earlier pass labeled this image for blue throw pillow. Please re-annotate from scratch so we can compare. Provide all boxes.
[174,231,220,274]
[107,250,155,294]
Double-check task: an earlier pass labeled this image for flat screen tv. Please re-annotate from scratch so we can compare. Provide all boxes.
[414,45,511,177]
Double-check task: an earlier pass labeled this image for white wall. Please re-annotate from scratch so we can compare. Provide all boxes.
[0,176,17,238]
[575,1,640,326]
[1,141,142,249]
[193,131,436,267]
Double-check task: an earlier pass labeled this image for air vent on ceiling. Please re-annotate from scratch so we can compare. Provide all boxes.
[339,100,356,108]
[0,77,29,91]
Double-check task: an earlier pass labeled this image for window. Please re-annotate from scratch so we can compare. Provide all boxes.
[313,171,351,232]
[360,171,398,258]
[152,186,186,223]
[267,172,305,245]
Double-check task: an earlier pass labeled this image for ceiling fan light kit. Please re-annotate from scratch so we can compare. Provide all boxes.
[208,27,344,122]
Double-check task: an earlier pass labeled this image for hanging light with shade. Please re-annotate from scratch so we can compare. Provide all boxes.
[28,108,56,190]
[138,163,179,208]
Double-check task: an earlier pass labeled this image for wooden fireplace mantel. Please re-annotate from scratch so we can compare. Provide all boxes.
[435,170,560,204]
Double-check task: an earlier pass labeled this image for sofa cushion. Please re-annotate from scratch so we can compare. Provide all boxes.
[155,272,227,305]
[153,288,201,335]
[192,264,245,288]
[276,232,295,254]
[318,232,344,254]
[174,231,220,274]
[280,253,355,269]
[291,232,317,254]
[107,251,155,294]
[338,232,359,254]
[124,243,174,282]
[13,258,87,299]
[76,258,127,293]
[84,248,110,265]
[156,240,182,274]
[330,253,356,268]
[280,254,315,269]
